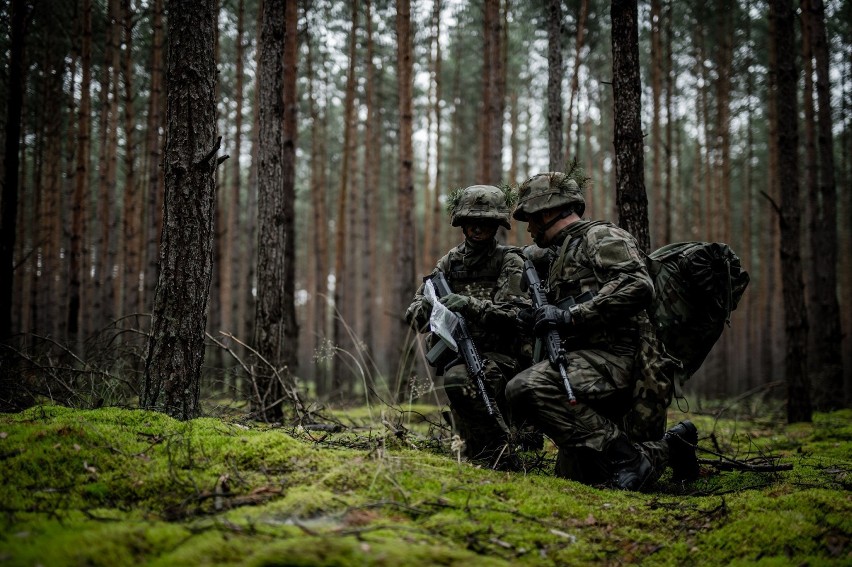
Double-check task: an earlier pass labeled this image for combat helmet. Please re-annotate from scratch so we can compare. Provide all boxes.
[513,168,587,221]
[448,184,515,230]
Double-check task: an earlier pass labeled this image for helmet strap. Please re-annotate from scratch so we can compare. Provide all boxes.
[538,209,572,235]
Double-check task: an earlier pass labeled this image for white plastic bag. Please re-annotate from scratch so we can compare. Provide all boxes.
[424,280,459,352]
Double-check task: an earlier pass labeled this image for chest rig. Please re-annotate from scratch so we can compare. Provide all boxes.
[548,221,609,306]
[446,245,510,301]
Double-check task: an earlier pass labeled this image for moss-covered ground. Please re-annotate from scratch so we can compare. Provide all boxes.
[0,403,849,566]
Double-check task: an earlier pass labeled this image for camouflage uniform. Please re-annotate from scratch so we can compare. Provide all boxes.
[507,171,679,489]
[405,185,530,466]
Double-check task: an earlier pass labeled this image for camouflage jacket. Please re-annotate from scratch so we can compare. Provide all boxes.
[405,239,529,355]
[528,220,677,440]
[540,219,653,357]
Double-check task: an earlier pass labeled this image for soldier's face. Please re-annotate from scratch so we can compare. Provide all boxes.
[527,213,552,246]
[463,220,499,242]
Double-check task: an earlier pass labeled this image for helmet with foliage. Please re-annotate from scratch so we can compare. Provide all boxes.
[513,161,590,221]
[447,184,517,230]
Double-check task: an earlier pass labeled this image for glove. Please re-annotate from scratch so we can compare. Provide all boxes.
[516,307,535,333]
[533,305,572,336]
[438,293,469,313]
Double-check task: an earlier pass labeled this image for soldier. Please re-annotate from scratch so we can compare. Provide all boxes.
[405,184,530,469]
[507,171,698,490]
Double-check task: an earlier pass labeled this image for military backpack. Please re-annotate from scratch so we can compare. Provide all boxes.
[645,241,750,383]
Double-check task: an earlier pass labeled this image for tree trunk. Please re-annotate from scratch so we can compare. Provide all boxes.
[121,0,141,320]
[763,3,781,402]
[222,0,244,365]
[695,26,713,240]
[41,52,65,340]
[650,0,662,247]
[611,0,650,253]
[68,0,92,343]
[564,0,588,168]
[306,22,329,397]
[142,0,221,421]
[0,0,27,341]
[802,0,844,409]
[251,0,299,421]
[93,0,120,332]
[770,0,811,423]
[663,0,674,243]
[332,0,359,398]
[421,5,436,276]
[144,0,165,317]
[221,0,246,343]
[801,0,820,395]
[480,0,503,183]
[714,0,734,245]
[547,0,563,172]
[393,0,416,397]
[743,0,758,388]
[361,0,380,370]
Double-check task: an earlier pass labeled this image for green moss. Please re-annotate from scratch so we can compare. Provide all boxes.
[1,405,850,566]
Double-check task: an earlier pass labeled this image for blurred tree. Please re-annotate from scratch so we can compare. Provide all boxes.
[769,0,811,423]
[68,0,92,344]
[0,0,28,342]
[332,0,359,398]
[392,0,415,397]
[144,0,165,319]
[547,0,563,172]
[803,0,843,410]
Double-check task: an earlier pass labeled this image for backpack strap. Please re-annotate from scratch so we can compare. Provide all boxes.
[550,220,609,283]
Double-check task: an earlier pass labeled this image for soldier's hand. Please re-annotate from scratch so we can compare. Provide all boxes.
[438,293,469,313]
[516,307,535,333]
[533,305,572,336]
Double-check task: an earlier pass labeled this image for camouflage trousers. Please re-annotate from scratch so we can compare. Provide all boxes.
[505,349,669,485]
[442,353,519,463]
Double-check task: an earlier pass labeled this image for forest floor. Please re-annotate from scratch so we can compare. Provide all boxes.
[0,400,850,566]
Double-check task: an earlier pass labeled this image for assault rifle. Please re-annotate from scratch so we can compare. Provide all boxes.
[424,270,500,419]
[521,258,578,405]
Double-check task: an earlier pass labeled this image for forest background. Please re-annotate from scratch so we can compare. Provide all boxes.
[0,0,851,418]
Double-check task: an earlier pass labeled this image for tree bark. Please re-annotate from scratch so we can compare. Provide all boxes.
[480,0,503,183]
[361,0,380,368]
[68,0,92,342]
[650,0,662,247]
[144,0,165,317]
[332,0,359,397]
[564,0,588,168]
[221,0,246,343]
[714,0,734,245]
[251,0,299,421]
[611,0,650,253]
[93,0,121,331]
[121,0,141,320]
[392,0,416,396]
[142,0,221,421]
[547,0,563,172]
[769,0,811,423]
[663,0,674,243]
[305,20,330,397]
[0,0,28,341]
[802,0,844,409]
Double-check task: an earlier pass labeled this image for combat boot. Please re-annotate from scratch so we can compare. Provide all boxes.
[664,420,699,481]
[605,434,653,491]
